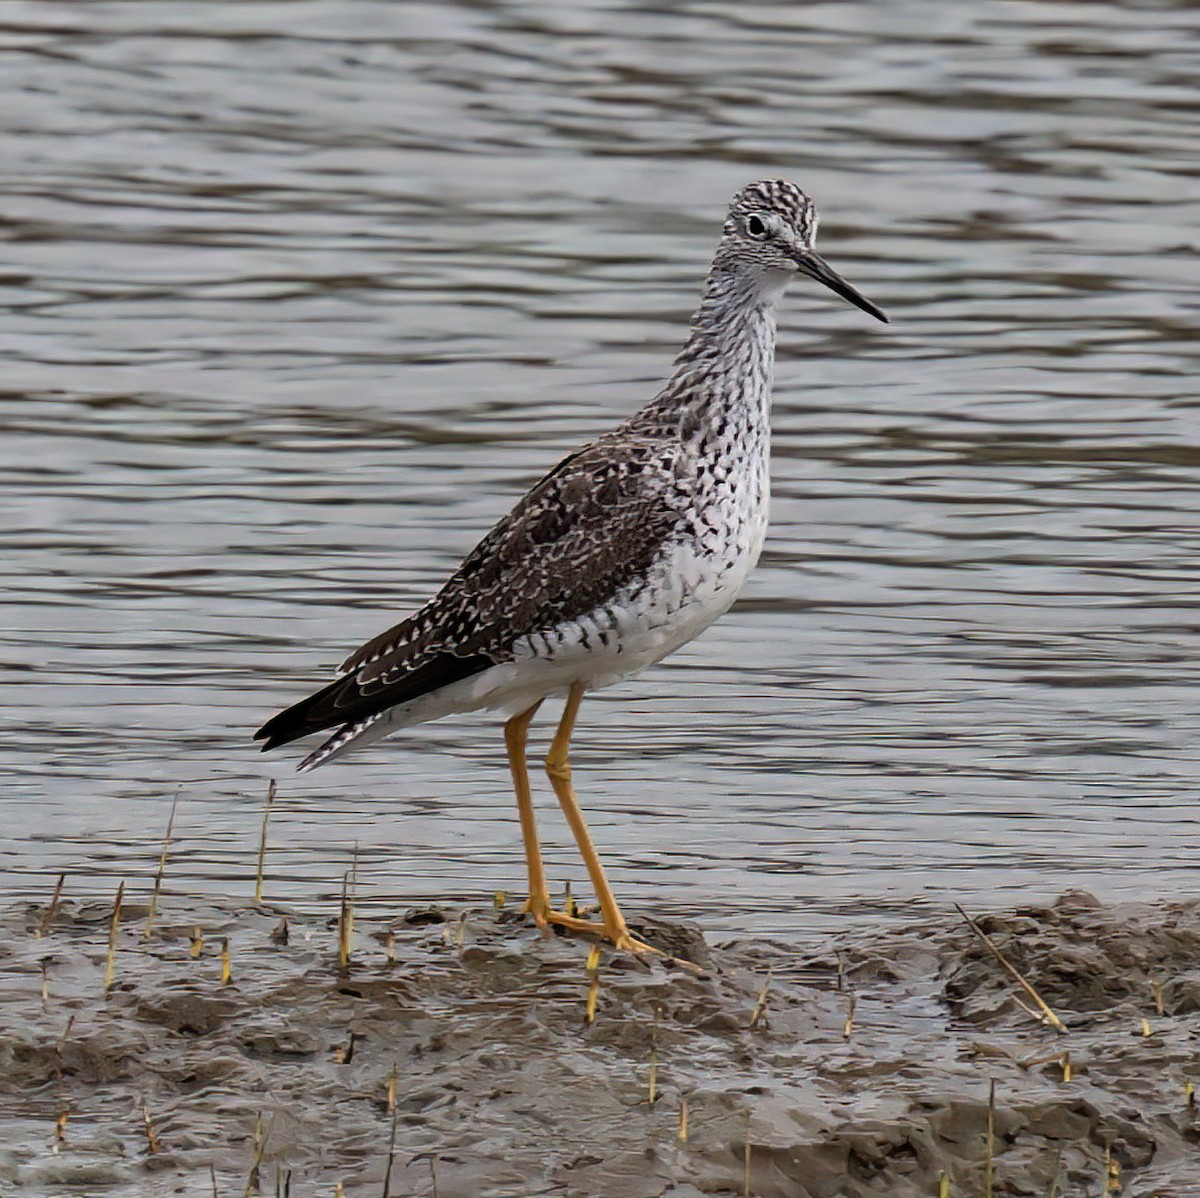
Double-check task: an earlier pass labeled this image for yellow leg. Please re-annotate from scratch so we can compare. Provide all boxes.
[544,682,660,957]
[504,700,599,936]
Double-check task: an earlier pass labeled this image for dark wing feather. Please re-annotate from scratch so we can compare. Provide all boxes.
[345,431,686,683]
[254,651,491,751]
[256,430,686,753]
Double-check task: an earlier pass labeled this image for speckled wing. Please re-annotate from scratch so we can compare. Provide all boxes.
[254,432,685,752]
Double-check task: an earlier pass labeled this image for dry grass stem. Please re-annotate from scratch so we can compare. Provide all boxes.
[386,1064,397,1114]
[1151,979,1165,1016]
[1140,1017,1152,1037]
[842,991,857,1041]
[1185,1080,1195,1110]
[1046,1147,1063,1198]
[677,1098,689,1144]
[104,881,125,994]
[254,780,275,904]
[454,911,467,946]
[955,904,1066,1033]
[968,1041,1013,1062]
[647,1005,661,1104]
[36,874,65,939]
[584,945,601,1025]
[55,1014,75,1055]
[244,1112,265,1196]
[54,1109,68,1144]
[333,1031,359,1064]
[220,938,232,987]
[1013,1048,1071,1082]
[384,930,395,964]
[584,974,600,1024]
[337,871,353,970]
[748,970,772,1030]
[742,1109,752,1198]
[493,889,506,910]
[144,791,180,940]
[190,926,204,959]
[938,1170,950,1198]
[40,959,49,1005]
[1011,994,1045,1024]
[381,1085,400,1198]
[142,1103,160,1153]
[1103,1135,1121,1194]
[984,1078,995,1198]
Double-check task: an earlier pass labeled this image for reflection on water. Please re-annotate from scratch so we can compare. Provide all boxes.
[3,1,1198,937]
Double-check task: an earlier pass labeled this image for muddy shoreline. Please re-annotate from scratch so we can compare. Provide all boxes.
[2,889,1199,1196]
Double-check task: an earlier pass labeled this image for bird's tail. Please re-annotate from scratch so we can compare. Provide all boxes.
[254,651,492,755]
[296,712,392,772]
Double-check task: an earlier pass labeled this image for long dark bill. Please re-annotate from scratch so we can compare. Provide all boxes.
[797,251,888,323]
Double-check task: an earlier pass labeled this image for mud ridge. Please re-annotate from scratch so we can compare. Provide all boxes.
[2,889,1198,1196]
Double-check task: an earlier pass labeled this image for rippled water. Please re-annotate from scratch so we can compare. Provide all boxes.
[3,1,1198,937]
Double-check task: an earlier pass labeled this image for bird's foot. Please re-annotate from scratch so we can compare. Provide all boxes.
[608,924,705,973]
[521,896,601,936]
[607,927,663,957]
[545,908,606,935]
[521,897,700,970]
[522,898,659,955]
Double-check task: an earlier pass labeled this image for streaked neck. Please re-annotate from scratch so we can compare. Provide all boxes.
[670,265,780,403]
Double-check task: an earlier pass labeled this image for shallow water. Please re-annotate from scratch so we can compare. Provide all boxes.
[3,1,1199,937]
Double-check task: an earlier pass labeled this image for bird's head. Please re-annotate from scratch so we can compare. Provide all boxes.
[719,179,887,323]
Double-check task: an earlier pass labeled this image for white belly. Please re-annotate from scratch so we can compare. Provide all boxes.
[490,492,769,710]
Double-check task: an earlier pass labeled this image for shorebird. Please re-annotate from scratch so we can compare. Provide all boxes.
[256,180,886,955]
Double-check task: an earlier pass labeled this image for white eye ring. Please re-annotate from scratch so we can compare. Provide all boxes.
[745,214,769,239]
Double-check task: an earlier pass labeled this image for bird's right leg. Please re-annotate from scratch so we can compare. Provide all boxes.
[544,682,660,956]
[503,701,596,935]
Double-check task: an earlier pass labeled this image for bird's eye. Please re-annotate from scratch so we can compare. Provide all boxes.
[745,214,768,238]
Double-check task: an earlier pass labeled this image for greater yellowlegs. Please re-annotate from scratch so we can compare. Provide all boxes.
[256,180,886,955]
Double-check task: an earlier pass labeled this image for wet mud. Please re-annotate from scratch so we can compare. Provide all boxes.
[2,889,1199,1196]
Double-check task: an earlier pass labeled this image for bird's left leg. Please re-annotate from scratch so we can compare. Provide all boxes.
[503,700,596,935]
[544,682,660,957]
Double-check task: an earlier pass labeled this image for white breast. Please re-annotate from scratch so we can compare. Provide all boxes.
[499,451,769,698]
